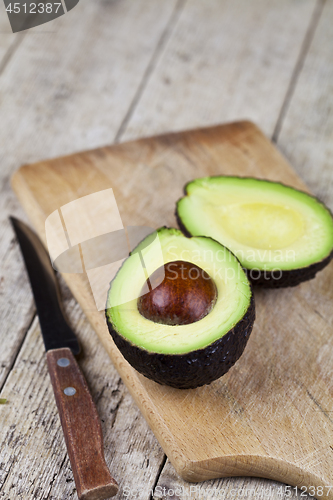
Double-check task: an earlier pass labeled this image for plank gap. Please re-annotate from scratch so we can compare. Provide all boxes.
[272,0,326,143]
[0,456,15,495]
[45,453,68,500]
[114,0,187,144]
[0,311,36,394]
[149,454,167,500]
[108,381,125,429]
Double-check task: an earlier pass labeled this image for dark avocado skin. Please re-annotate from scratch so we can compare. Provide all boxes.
[177,213,333,288]
[176,176,333,289]
[244,251,333,288]
[106,293,255,390]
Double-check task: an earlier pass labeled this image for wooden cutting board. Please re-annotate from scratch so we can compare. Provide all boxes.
[11,121,333,496]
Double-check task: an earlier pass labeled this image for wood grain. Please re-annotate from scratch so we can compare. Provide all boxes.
[277,0,333,210]
[0,0,180,478]
[46,347,118,500]
[120,0,316,142]
[11,121,333,495]
[0,2,23,65]
[0,0,180,371]
[0,213,36,388]
[0,6,37,390]
[0,280,165,499]
[0,1,182,497]
[0,0,180,163]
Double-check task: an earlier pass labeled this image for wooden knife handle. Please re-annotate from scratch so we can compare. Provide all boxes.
[46,347,118,500]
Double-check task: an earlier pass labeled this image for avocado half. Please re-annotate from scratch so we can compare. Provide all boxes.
[106,227,255,389]
[176,177,333,288]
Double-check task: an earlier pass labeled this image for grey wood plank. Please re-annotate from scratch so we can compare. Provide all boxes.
[0,0,180,389]
[0,279,164,499]
[0,0,182,350]
[119,0,317,143]
[272,0,325,143]
[0,0,179,411]
[276,0,333,210]
[115,0,187,142]
[0,2,23,70]
[0,192,36,389]
[0,0,179,165]
[0,0,180,497]
[0,0,34,391]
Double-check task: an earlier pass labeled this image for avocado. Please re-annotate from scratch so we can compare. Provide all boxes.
[106,227,255,389]
[176,177,333,288]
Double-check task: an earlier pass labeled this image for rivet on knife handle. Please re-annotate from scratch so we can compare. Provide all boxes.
[46,347,118,500]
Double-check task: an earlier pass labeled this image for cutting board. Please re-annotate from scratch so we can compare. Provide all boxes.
[11,121,333,496]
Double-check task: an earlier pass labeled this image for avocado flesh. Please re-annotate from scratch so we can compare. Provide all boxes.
[107,227,251,354]
[106,227,255,389]
[176,177,333,284]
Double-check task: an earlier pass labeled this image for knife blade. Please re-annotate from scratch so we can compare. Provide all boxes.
[10,217,118,500]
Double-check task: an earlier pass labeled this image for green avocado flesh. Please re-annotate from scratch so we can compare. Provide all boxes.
[106,228,252,355]
[177,177,333,272]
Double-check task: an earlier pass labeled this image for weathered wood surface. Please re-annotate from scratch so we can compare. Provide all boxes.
[0,279,165,500]
[0,0,331,498]
[276,0,333,211]
[0,2,36,391]
[0,2,23,68]
[120,0,318,141]
[0,0,179,497]
[0,0,180,434]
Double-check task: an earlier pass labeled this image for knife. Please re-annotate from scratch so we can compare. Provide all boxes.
[10,217,118,500]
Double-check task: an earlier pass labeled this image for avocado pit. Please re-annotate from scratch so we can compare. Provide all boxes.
[137,260,217,326]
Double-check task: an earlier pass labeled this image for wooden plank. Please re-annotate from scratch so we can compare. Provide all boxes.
[0,277,165,499]
[0,203,36,389]
[0,0,36,390]
[119,0,316,142]
[0,2,23,67]
[0,0,180,166]
[0,1,181,496]
[0,0,180,406]
[11,121,333,495]
[276,0,333,210]
[0,0,181,387]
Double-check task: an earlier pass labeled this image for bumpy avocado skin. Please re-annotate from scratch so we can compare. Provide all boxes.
[244,252,333,288]
[106,294,255,390]
[176,177,333,289]
[176,213,333,288]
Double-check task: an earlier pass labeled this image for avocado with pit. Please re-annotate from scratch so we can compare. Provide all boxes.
[106,227,255,389]
[176,176,333,287]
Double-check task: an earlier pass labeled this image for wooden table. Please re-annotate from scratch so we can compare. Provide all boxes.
[0,1,332,499]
